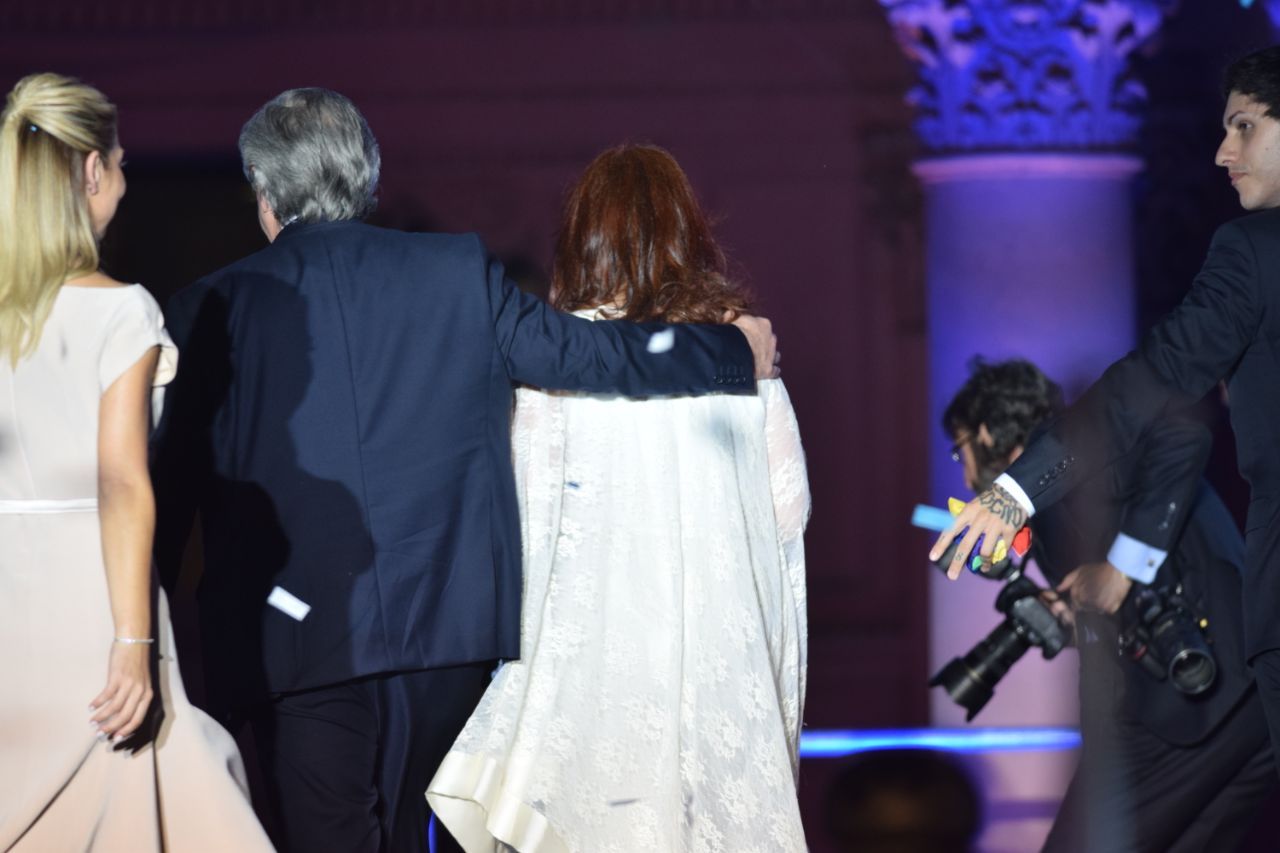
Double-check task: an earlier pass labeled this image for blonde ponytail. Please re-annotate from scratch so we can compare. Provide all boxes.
[0,73,117,365]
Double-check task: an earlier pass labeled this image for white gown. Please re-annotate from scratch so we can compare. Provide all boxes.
[0,284,274,852]
[427,329,810,853]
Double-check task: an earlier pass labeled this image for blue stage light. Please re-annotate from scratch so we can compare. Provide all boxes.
[911,503,955,533]
[800,727,1081,757]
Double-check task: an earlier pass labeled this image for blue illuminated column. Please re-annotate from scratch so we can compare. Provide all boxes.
[1259,0,1280,26]
[880,0,1170,847]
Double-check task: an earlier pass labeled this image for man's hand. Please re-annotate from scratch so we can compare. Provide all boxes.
[731,314,780,379]
[1057,561,1132,615]
[1039,588,1075,631]
[929,485,1027,580]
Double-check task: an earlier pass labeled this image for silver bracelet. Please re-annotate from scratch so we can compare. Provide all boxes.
[113,636,154,645]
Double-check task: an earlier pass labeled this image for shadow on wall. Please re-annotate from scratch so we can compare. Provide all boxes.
[824,749,982,853]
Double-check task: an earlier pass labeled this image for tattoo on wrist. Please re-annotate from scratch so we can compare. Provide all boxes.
[979,485,1027,529]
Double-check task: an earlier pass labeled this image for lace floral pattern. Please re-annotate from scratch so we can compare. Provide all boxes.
[429,374,810,853]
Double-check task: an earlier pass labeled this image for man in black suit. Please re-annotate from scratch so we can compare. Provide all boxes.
[933,45,1280,772]
[151,88,779,853]
[943,360,1272,851]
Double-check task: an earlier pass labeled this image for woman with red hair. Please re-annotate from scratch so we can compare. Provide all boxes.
[429,144,810,852]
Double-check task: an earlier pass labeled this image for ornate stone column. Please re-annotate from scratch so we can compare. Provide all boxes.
[881,0,1171,847]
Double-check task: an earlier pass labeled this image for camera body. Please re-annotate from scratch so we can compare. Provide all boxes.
[930,573,1070,721]
[1117,583,1216,696]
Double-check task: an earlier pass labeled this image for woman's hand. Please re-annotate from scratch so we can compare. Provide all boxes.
[90,641,153,741]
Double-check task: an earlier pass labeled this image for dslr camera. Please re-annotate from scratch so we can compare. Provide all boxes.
[929,567,1069,721]
[929,536,1218,719]
[1116,582,1216,696]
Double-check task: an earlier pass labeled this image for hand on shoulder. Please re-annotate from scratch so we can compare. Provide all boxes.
[731,314,781,380]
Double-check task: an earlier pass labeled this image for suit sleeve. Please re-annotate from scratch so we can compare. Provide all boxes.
[1107,418,1213,583]
[149,282,222,591]
[480,236,757,395]
[1005,219,1263,512]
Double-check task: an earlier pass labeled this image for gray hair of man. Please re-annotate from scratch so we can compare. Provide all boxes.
[238,87,380,224]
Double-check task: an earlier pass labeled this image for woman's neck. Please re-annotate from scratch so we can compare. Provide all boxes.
[63,271,125,289]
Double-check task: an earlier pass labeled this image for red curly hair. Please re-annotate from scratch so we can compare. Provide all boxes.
[551,143,749,324]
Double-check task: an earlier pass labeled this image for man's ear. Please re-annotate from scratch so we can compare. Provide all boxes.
[976,423,995,447]
[256,193,284,242]
[1009,444,1024,464]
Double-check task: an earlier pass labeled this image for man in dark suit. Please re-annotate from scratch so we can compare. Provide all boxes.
[151,88,779,853]
[943,360,1272,851]
[933,45,1280,773]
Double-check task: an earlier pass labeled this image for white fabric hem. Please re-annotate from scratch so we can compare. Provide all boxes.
[427,751,570,853]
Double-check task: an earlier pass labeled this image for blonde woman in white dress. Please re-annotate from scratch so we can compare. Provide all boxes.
[0,73,273,852]
[429,143,810,853]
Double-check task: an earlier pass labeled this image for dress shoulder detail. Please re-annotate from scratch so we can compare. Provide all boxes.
[97,285,179,392]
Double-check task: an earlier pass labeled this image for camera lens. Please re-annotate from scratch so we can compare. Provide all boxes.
[1168,648,1216,695]
[930,621,1029,721]
[1148,607,1217,695]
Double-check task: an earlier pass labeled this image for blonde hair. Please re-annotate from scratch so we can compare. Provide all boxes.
[0,73,117,365]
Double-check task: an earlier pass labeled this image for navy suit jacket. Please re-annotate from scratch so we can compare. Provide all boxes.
[152,220,756,710]
[1027,418,1249,746]
[1007,207,1280,659]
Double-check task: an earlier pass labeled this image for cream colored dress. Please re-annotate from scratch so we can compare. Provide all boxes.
[0,284,273,852]
[428,311,810,853]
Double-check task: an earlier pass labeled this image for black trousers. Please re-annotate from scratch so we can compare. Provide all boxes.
[247,664,492,853]
[1044,622,1274,853]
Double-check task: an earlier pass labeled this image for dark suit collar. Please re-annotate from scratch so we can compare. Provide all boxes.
[273,218,361,245]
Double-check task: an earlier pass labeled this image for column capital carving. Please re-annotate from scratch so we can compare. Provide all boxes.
[880,0,1173,152]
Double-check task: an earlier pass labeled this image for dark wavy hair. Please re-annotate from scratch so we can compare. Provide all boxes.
[943,358,1064,477]
[1223,46,1280,118]
[551,143,749,323]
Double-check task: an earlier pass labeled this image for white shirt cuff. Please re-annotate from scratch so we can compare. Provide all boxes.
[994,473,1035,518]
[1107,532,1168,584]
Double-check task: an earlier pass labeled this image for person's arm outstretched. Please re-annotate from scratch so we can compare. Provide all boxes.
[481,236,777,394]
[933,217,1265,578]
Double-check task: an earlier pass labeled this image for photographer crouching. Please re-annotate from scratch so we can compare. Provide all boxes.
[942,359,1273,853]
